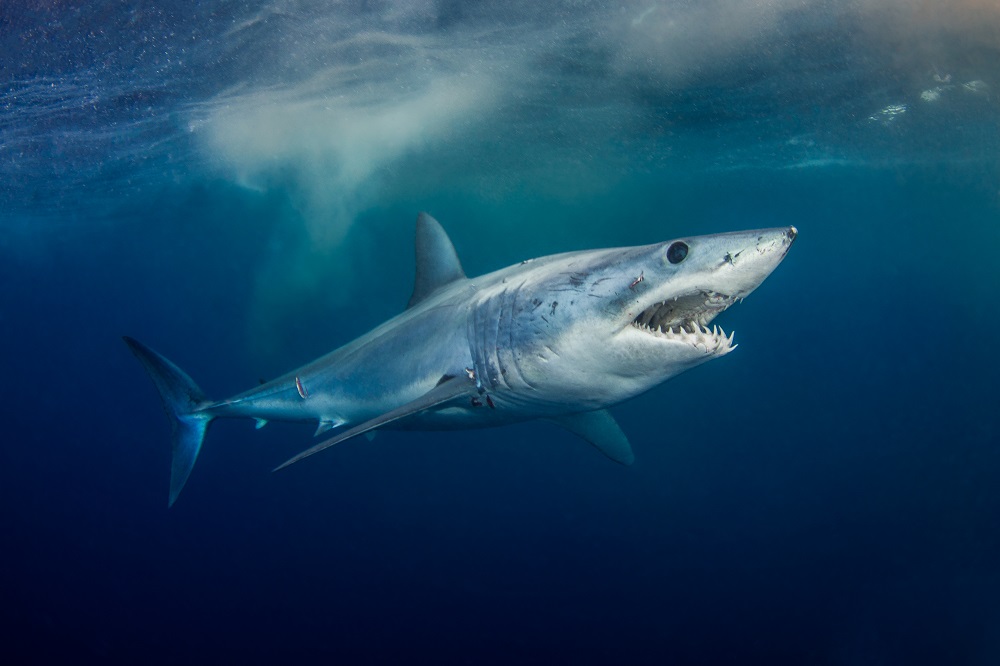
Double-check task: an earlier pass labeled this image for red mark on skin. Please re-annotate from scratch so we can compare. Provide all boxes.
[295,376,309,399]
[486,395,495,409]
[629,272,644,290]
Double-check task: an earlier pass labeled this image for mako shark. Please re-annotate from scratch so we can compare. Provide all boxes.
[126,213,796,506]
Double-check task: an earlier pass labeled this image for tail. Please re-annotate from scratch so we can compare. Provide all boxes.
[123,336,214,507]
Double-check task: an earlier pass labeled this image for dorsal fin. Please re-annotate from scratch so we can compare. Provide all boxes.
[407,212,466,308]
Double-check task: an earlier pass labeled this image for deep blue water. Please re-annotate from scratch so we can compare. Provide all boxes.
[3,1,1000,663]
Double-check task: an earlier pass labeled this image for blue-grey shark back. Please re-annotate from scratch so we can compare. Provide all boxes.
[125,212,796,506]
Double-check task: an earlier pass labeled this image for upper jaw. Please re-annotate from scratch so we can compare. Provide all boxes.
[631,289,737,331]
[625,289,740,355]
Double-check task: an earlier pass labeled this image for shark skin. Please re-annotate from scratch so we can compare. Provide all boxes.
[125,213,796,506]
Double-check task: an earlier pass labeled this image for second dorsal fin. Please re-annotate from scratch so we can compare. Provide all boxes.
[407,212,466,308]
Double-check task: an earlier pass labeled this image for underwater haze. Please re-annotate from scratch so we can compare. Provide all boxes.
[3,0,1000,663]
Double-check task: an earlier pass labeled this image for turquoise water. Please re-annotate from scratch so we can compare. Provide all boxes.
[3,1,1000,663]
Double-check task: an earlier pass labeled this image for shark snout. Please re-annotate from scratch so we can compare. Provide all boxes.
[662,226,797,305]
[714,227,795,268]
[771,226,797,259]
[730,226,796,293]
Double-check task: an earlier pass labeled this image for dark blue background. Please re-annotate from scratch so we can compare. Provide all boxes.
[5,167,1000,664]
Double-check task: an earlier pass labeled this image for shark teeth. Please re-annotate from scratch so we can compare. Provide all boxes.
[632,292,736,330]
[632,319,736,354]
[629,291,738,354]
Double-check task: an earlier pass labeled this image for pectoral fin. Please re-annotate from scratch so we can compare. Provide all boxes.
[548,409,635,465]
[274,375,472,471]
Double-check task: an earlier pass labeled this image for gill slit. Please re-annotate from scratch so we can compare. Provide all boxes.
[507,282,538,392]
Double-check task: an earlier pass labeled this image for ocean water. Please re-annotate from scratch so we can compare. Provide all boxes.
[3,1,1000,663]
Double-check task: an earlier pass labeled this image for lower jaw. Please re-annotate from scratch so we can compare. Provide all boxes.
[630,320,735,354]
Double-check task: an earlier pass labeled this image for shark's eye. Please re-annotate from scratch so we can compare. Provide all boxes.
[667,242,689,264]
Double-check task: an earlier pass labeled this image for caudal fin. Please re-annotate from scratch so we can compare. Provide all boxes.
[123,337,214,507]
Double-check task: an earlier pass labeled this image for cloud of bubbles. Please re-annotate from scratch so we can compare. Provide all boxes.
[183,0,999,354]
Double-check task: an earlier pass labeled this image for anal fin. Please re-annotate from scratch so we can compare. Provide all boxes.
[548,409,635,465]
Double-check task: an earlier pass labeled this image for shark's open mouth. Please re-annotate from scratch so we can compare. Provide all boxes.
[630,291,737,353]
